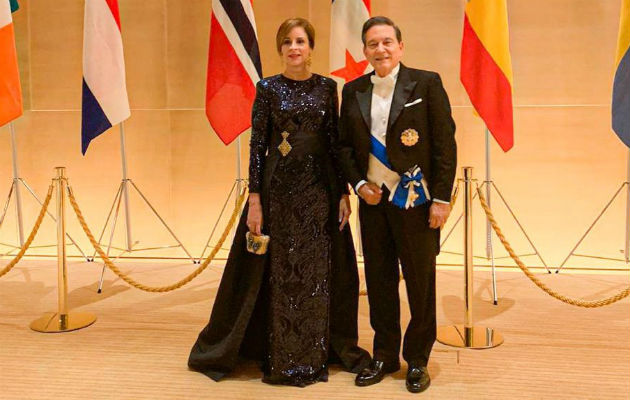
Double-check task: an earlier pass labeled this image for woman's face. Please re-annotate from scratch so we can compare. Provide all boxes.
[280,26,311,68]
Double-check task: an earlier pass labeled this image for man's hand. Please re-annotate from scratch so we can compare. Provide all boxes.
[358,182,383,205]
[429,202,451,229]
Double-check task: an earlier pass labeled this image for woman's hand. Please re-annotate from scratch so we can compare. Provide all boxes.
[338,194,351,231]
[247,194,263,236]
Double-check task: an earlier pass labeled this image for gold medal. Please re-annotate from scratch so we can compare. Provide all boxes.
[401,128,419,146]
[278,131,292,157]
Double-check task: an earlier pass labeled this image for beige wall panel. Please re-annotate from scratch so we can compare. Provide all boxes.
[100,110,176,249]
[0,110,110,249]
[304,0,331,77]
[370,0,466,105]
[166,0,211,109]
[364,0,620,106]
[3,0,627,268]
[121,0,168,109]
[169,110,238,255]
[443,105,625,266]
[253,1,310,76]
[0,110,176,255]
[29,0,82,110]
[509,0,620,105]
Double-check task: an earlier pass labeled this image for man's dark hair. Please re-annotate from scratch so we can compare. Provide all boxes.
[361,16,402,45]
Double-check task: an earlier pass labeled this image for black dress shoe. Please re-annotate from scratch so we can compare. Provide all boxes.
[406,366,431,393]
[355,360,400,387]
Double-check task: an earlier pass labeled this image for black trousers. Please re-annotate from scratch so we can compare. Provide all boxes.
[359,196,438,367]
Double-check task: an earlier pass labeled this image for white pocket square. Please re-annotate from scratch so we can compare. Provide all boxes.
[404,98,423,107]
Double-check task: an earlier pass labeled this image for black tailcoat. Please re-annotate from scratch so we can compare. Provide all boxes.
[338,63,456,366]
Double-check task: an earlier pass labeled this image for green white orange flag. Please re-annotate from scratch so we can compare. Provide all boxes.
[461,0,514,152]
[0,0,22,127]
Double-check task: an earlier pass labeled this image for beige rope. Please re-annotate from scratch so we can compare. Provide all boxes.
[67,184,248,292]
[476,185,630,308]
[0,185,54,278]
[359,182,461,296]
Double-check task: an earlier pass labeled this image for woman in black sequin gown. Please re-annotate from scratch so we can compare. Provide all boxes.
[188,18,370,387]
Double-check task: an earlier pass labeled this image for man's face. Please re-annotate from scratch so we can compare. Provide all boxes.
[363,24,404,77]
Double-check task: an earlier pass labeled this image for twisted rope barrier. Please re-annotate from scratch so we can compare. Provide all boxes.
[6,173,627,308]
[476,184,630,308]
[0,185,53,278]
[67,184,247,292]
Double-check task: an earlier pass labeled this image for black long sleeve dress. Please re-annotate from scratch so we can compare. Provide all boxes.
[188,74,370,387]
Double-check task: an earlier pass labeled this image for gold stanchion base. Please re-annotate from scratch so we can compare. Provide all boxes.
[437,324,503,349]
[30,312,96,333]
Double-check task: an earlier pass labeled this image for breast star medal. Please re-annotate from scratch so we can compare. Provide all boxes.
[400,128,419,146]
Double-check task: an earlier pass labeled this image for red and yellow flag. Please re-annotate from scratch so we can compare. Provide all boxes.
[0,0,22,127]
[461,0,514,152]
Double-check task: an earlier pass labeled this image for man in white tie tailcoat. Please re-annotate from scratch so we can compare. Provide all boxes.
[337,16,457,394]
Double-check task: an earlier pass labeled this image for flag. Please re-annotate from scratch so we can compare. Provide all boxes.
[206,0,262,145]
[461,0,514,152]
[0,0,22,127]
[81,0,130,155]
[330,0,371,83]
[612,0,630,148]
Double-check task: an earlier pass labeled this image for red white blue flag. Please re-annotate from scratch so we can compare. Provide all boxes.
[330,0,371,83]
[81,0,130,155]
[206,0,262,145]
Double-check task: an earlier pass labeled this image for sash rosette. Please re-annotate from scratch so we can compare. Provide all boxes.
[389,166,430,209]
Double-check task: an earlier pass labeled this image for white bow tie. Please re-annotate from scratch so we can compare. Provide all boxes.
[371,74,395,88]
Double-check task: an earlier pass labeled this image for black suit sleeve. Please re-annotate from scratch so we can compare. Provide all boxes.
[338,84,365,189]
[427,73,457,202]
[248,81,271,194]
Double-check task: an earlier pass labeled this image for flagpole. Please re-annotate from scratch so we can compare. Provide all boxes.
[9,122,24,246]
[625,148,630,263]
[119,122,133,251]
[485,128,492,258]
[485,128,498,304]
[236,136,242,198]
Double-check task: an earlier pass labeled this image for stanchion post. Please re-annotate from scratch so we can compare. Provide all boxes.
[56,167,69,322]
[30,167,96,333]
[436,166,503,349]
[464,167,474,329]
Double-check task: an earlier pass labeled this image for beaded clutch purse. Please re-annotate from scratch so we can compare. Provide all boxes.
[245,231,270,255]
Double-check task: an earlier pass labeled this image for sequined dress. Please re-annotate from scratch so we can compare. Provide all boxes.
[188,74,370,386]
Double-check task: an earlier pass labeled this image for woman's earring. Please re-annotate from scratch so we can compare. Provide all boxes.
[306,54,312,68]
